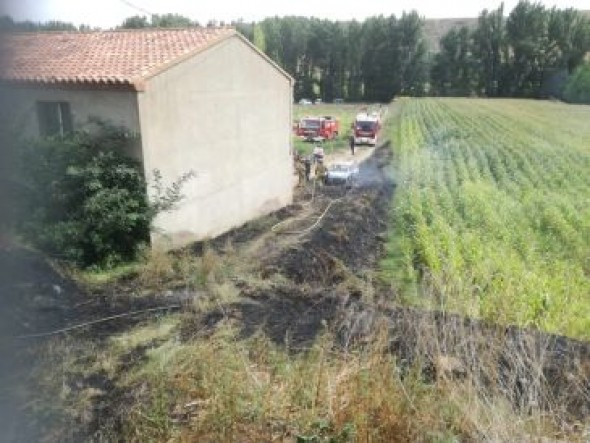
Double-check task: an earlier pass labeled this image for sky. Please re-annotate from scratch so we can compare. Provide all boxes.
[2,0,590,28]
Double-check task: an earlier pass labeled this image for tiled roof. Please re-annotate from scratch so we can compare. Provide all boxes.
[0,27,235,90]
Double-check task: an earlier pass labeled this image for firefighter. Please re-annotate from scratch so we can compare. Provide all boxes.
[312,144,324,164]
[349,134,355,156]
[303,156,311,181]
[315,159,327,185]
[295,157,306,187]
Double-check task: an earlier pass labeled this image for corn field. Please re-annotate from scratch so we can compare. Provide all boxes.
[382,98,590,339]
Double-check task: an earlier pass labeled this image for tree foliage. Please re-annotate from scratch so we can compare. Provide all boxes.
[563,63,590,103]
[471,4,506,96]
[431,1,590,98]
[246,14,429,102]
[119,13,199,29]
[431,26,476,96]
[243,3,588,101]
[0,15,93,31]
[10,125,192,268]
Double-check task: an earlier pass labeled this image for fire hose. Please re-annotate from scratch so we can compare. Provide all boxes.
[271,178,350,235]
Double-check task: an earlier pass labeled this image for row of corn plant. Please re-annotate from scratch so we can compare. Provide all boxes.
[382,98,590,339]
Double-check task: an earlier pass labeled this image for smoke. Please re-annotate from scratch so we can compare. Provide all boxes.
[355,141,396,189]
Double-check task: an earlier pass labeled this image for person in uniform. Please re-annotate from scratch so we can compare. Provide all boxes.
[315,159,327,185]
[296,157,306,186]
[312,145,324,164]
[303,156,311,181]
[293,152,301,170]
[349,134,355,155]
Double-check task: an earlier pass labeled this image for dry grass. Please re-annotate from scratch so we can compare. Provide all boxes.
[400,308,590,442]
[21,234,589,442]
[114,311,589,442]
[137,246,177,289]
[21,104,590,441]
[25,225,588,443]
[110,316,180,353]
[135,244,233,294]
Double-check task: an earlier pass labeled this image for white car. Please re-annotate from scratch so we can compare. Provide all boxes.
[298,98,312,105]
[325,161,359,186]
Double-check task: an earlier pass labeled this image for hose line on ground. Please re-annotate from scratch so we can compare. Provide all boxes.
[271,176,351,235]
[15,304,182,339]
[272,197,344,235]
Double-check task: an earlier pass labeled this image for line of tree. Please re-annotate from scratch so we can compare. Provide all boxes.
[2,1,589,101]
[234,14,428,102]
[238,2,589,101]
[430,3,590,98]
[0,15,96,31]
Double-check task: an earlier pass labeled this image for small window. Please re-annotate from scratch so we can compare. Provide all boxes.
[36,101,73,136]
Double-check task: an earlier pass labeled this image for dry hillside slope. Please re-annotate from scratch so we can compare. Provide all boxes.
[423,10,590,52]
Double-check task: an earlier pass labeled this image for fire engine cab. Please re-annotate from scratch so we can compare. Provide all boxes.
[295,116,339,142]
[353,112,381,146]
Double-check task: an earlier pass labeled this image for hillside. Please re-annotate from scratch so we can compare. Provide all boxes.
[423,10,590,52]
[423,17,478,52]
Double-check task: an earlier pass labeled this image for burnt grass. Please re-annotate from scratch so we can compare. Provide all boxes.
[188,142,590,420]
[2,141,589,440]
[270,143,395,285]
[183,142,396,346]
[0,248,180,442]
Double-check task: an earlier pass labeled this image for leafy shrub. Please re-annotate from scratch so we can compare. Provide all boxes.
[13,124,191,268]
[563,63,590,104]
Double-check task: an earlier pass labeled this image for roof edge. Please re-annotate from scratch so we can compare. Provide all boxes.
[0,26,235,36]
[0,78,137,91]
[133,29,236,87]
[135,30,294,88]
[232,33,294,84]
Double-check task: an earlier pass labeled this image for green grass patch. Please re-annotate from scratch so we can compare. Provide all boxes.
[75,262,141,286]
[110,315,180,353]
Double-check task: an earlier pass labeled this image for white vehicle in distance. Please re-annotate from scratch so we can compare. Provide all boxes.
[298,98,312,105]
[324,161,359,187]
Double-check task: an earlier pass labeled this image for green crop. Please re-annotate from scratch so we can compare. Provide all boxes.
[382,98,590,339]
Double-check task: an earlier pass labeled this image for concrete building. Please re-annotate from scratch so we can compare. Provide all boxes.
[0,28,294,246]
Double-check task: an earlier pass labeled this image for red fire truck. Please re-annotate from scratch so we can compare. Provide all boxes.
[353,112,381,146]
[295,116,340,142]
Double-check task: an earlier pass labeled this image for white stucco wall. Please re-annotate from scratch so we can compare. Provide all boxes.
[0,86,142,159]
[138,35,293,247]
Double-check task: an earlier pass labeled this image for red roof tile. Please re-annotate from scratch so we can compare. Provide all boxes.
[0,27,235,90]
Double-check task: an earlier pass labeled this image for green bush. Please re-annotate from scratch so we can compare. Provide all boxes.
[563,63,590,104]
[13,124,191,268]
